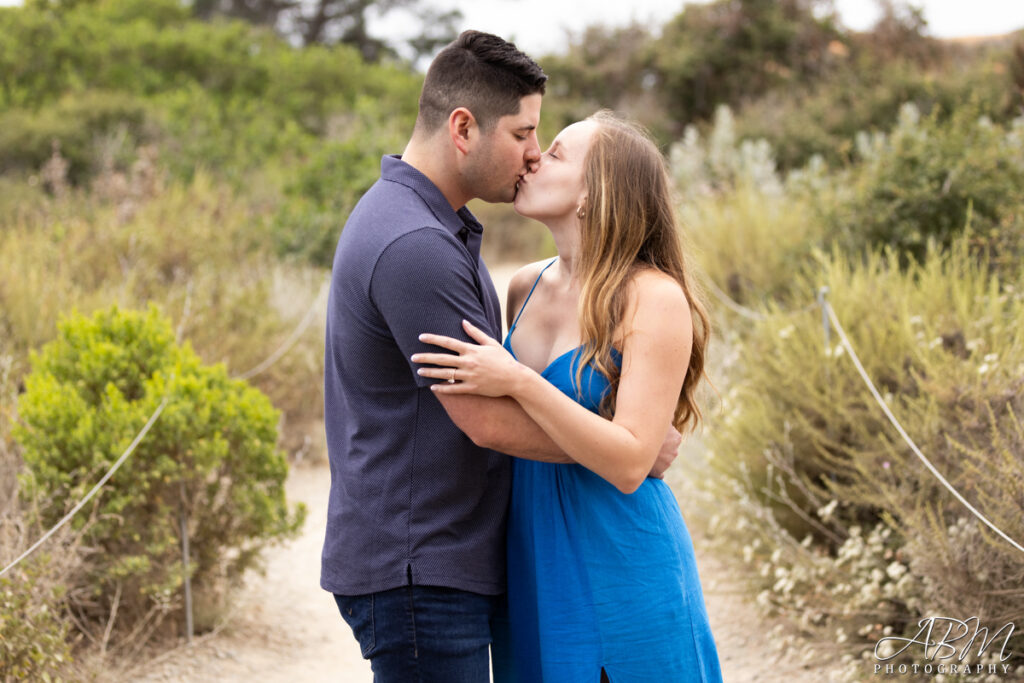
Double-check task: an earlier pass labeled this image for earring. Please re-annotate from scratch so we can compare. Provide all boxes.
[576,205,585,219]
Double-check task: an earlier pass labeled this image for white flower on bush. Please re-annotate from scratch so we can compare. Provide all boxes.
[778,324,795,340]
[897,102,921,131]
[825,343,845,358]
[886,562,907,581]
[859,582,880,604]
[817,499,838,521]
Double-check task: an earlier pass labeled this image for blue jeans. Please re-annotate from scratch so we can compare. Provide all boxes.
[334,586,501,683]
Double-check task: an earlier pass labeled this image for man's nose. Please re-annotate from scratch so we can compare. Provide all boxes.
[524,134,541,172]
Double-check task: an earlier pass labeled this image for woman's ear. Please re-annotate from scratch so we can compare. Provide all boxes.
[576,193,588,219]
[449,107,476,156]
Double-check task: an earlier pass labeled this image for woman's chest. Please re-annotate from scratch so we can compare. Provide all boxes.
[508,297,580,374]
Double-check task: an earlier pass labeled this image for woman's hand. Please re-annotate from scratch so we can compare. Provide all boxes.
[412,319,530,398]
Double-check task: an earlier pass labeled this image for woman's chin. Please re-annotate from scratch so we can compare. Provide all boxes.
[512,197,531,218]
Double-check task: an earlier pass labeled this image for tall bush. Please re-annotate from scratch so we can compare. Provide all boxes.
[827,102,1024,267]
[15,306,306,642]
[703,237,1024,676]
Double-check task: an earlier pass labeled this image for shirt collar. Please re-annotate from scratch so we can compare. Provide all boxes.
[380,155,484,246]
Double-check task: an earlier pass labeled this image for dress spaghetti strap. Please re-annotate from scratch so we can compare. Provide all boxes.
[508,258,557,335]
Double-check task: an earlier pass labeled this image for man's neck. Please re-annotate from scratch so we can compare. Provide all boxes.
[401,136,471,211]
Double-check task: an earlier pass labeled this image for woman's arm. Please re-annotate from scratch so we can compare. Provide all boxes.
[414,271,692,494]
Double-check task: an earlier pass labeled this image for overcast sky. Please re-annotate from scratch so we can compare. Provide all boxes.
[1,0,1022,57]
[372,0,1024,58]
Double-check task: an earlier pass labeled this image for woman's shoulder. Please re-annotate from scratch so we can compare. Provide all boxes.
[509,258,555,290]
[626,267,688,308]
[618,268,691,337]
[617,268,693,355]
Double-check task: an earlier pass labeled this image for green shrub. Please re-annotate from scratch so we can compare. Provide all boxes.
[0,170,327,460]
[271,137,383,267]
[0,91,153,183]
[1,348,74,681]
[733,53,1022,171]
[670,105,830,306]
[0,558,74,682]
[270,96,412,266]
[14,305,306,641]
[0,0,422,190]
[651,0,842,125]
[827,102,1024,265]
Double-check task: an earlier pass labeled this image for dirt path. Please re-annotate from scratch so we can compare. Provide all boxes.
[131,264,836,682]
[133,462,831,683]
[134,464,370,682]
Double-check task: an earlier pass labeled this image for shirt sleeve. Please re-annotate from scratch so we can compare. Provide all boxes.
[369,227,496,389]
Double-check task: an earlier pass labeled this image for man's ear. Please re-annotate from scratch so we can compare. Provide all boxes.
[449,107,476,156]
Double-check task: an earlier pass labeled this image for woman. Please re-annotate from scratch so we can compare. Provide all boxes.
[412,111,722,682]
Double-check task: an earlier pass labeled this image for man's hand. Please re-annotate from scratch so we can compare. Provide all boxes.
[648,425,682,479]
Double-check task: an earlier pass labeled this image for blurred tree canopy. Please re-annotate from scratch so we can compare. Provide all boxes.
[189,0,461,63]
[543,0,842,138]
[542,0,1022,170]
[653,0,842,125]
[21,0,460,63]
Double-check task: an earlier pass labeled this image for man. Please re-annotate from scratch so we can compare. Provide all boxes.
[322,30,679,681]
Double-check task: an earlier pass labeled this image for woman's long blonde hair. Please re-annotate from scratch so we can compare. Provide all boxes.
[574,111,711,434]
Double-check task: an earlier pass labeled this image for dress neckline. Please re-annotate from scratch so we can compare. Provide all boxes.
[505,341,584,377]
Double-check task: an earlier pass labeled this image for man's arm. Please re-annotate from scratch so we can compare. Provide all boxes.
[436,393,573,462]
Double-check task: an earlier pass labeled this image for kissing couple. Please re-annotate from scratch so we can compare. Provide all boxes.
[321,29,723,683]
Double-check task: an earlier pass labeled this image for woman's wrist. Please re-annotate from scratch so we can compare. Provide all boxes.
[508,361,541,400]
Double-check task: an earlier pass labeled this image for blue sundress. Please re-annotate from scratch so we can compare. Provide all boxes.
[494,260,723,683]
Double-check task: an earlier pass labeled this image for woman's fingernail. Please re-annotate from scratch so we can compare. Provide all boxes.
[418,334,425,340]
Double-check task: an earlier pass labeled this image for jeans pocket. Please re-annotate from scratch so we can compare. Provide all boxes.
[335,593,376,658]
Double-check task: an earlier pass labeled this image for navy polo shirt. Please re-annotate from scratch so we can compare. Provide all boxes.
[321,154,509,597]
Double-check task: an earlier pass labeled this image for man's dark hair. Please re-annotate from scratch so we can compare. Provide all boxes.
[416,30,547,134]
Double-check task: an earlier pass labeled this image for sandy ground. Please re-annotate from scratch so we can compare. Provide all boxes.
[130,264,839,682]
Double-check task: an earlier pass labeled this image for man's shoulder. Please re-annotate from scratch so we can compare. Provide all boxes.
[348,176,426,226]
[339,179,452,258]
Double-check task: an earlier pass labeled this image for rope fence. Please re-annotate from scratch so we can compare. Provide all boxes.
[234,278,329,381]
[707,280,1024,555]
[0,395,169,579]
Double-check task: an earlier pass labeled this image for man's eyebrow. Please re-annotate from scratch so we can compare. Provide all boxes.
[515,124,537,132]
